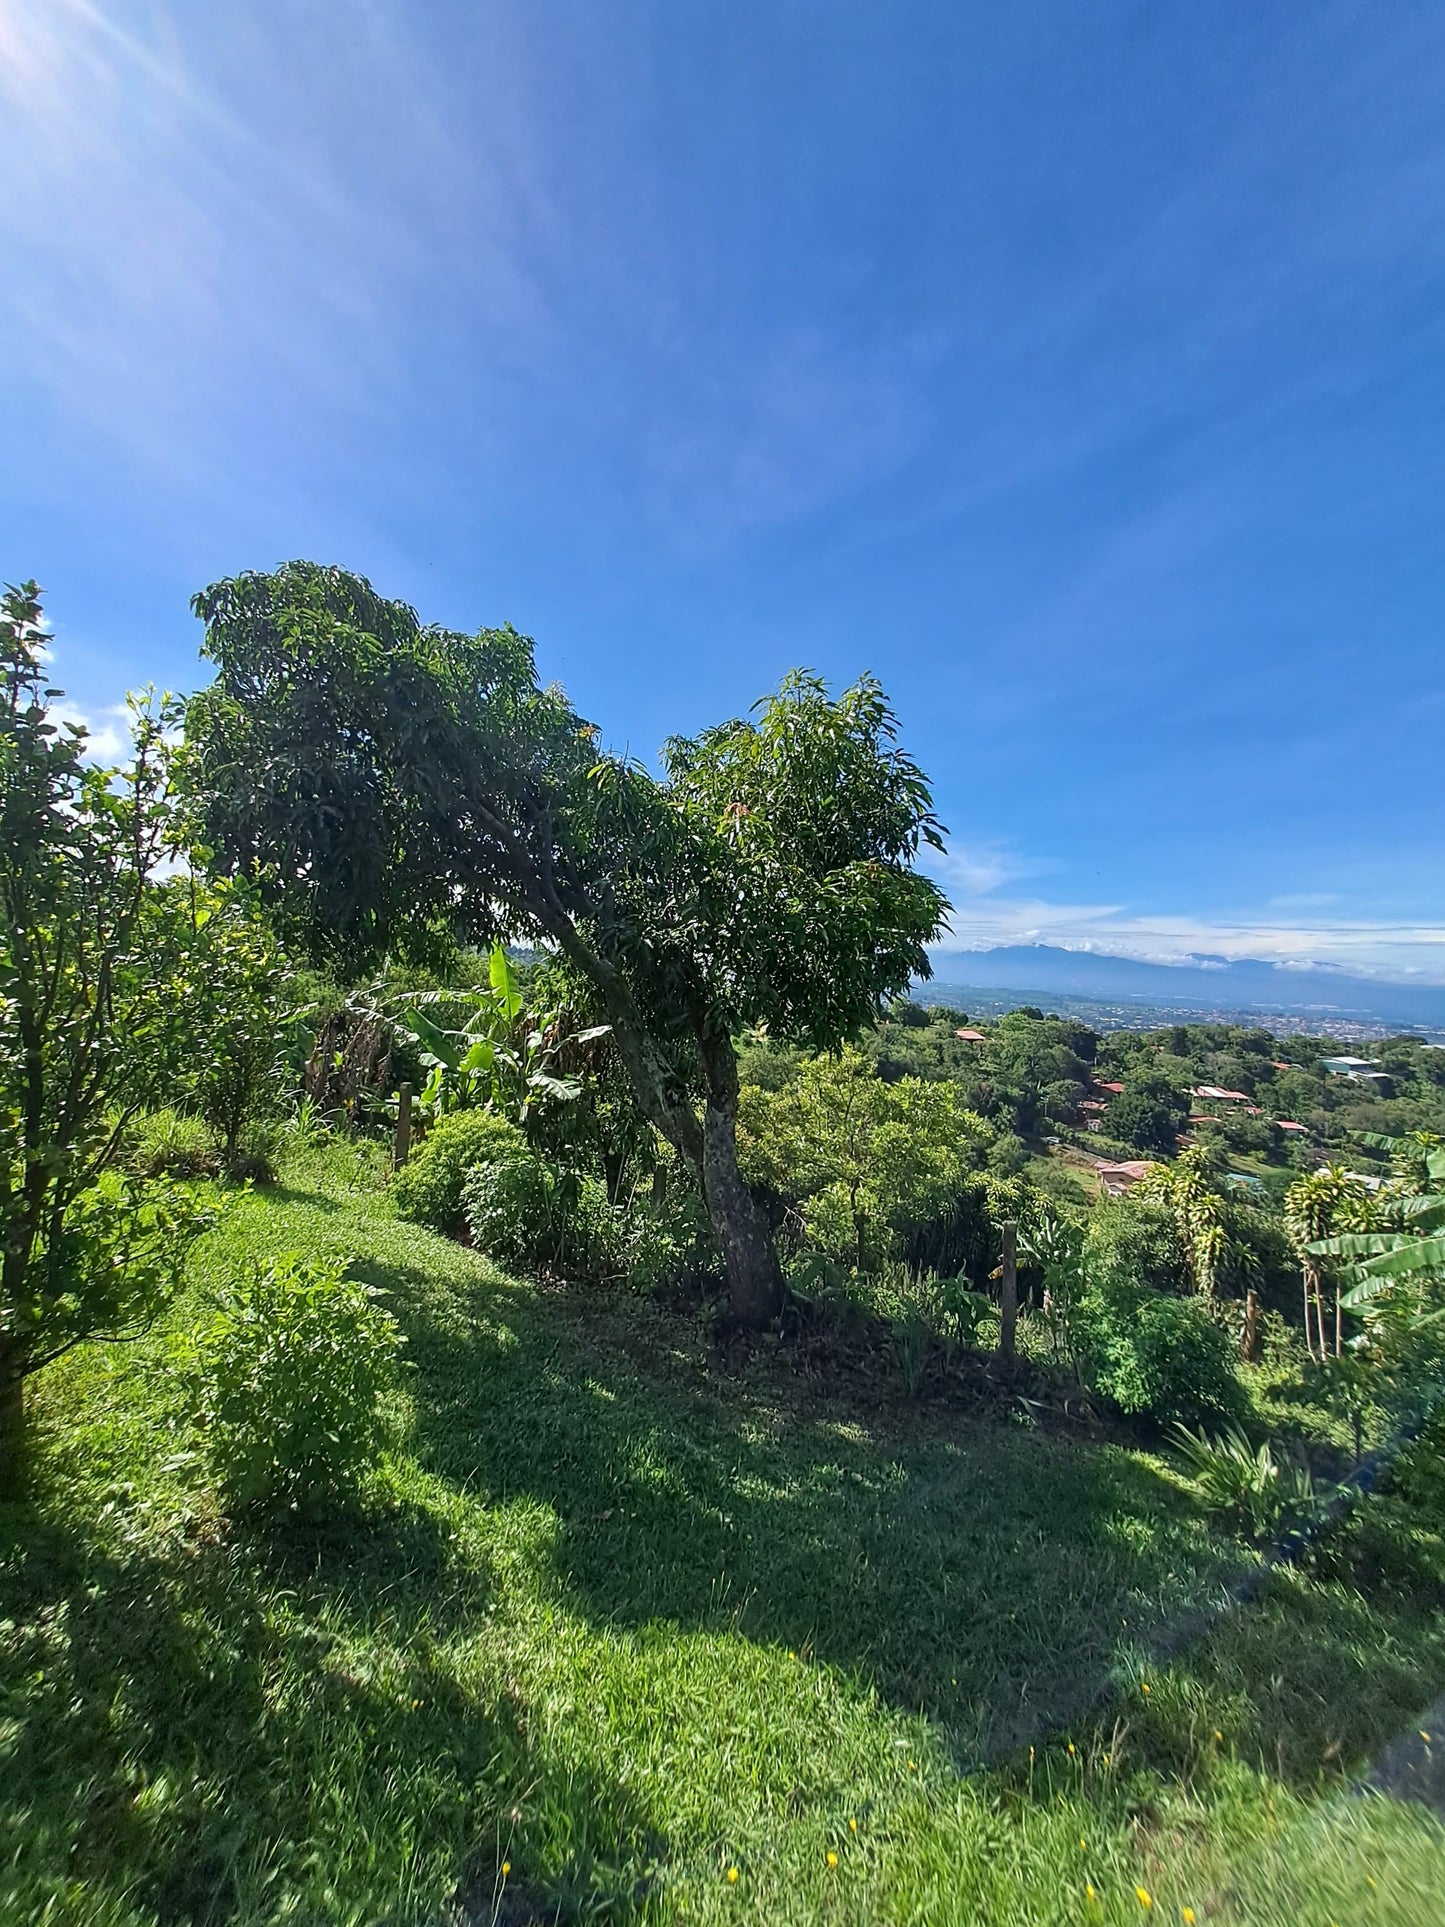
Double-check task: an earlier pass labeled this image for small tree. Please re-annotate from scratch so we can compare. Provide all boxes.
[740,1047,987,1269]
[0,583,207,1485]
[1135,1145,1228,1298]
[186,563,948,1323]
[1285,1163,1370,1362]
[178,881,288,1168]
[1108,1072,1189,1157]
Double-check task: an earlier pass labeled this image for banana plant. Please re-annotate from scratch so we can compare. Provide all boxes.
[389,944,610,1124]
[1313,1137,1445,1307]
[1307,1135,1445,1414]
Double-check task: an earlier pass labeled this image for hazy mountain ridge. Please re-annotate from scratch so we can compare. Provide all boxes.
[926,945,1445,1030]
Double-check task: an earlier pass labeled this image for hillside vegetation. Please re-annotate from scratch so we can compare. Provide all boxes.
[5,1143,1445,1925]
[7,570,1445,1925]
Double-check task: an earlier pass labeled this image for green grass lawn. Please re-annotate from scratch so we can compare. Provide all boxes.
[3,1143,1444,1925]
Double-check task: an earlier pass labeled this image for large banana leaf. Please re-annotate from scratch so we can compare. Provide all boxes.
[488,942,525,1020]
[1310,1231,1420,1259]
[1340,1235,1445,1290]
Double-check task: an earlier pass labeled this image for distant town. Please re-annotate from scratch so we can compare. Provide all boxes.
[925,981,1444,1044]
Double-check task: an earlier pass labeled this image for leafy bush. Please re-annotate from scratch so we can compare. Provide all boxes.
[869,1262,993,1394]
[614,1187,712,1292]
[391,1108,526,1232]
[1083,1196,1190,1297]
[986,1132,1030,1177]
[1106,1073,1189,1157]
[176,885,289,1168]
[461,1151,707,1289]
[1085,1286,1244,1426]
[1170,1421,1317,1541]
[193,1254,404,1514]
[739,1049,989,1268]
[461,1155,614,1275]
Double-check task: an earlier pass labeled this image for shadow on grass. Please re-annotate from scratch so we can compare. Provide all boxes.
[354,1253,1216,1755]
[356,1237,1445,1791]
[0,1493,658,1926]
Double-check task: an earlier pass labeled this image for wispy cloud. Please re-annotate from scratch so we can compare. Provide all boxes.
[922,836,1051,899]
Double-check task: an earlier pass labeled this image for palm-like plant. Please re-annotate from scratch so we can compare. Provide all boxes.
[1170,1421,1316,1542]
[1019,1203,1087,1367]
[1308,1136,1445,1397]
[1136,1146,1227,1298]
[1284,1163,1371,1362]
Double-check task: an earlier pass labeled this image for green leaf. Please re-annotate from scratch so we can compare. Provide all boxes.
[488,942,524,1021]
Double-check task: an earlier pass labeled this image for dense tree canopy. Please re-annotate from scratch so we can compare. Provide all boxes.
[186,562,949,1323]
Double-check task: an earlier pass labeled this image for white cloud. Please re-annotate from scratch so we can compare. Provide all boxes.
[45,700,130,764]
[921,832,1445,982]
[930,898,1445,985]
[921,836,1052,899]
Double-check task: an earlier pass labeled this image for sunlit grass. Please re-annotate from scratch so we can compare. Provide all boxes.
[2,1142,1442,1923]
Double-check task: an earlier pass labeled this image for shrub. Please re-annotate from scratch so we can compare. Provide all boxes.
[619,1188,712,1292]
[1170,1421,1316,1541]
[1086,1287,1244,1427]
[124,1108,219,1179]
[739,1049,989,1267]
[391,1108,526,1231]
[986,1132,1030,1178]
[1083,1196,1190,1297]
[193,1254,404,1514]
[461,1154,706,1288]
[224,1117,287,1184]
[462,1155,613,1276]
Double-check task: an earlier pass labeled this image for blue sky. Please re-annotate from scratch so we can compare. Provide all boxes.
[4,1,1445,981]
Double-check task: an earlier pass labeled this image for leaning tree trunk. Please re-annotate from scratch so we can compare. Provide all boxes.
[541,917,786,1327]
[701,1096,784,1327]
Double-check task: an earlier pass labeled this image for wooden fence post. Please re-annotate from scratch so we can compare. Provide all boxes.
[394,1081,413,1170]
[996,1219,1018,1363]
[1241,1287,1260,1362]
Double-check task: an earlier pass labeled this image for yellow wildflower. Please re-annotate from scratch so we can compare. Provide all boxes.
[1141,1682,1151,1696]
[827,1851,838,1869]
[726,1866,739,1884]
[1183,1911,1196,1925]
[1137,1887,1153,1909]
[849,1818,858,1833]
[1068,1742,1076,1756]
[501,1862,511,1878]
[1086,1884,1097,1904]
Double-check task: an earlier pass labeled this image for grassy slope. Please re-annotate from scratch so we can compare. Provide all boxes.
[2,1145,1444,1926]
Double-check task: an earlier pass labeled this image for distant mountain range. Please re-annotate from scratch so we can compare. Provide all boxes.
[925,945,1445,1031]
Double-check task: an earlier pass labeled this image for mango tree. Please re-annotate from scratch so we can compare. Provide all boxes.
[185,562,947,1324]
